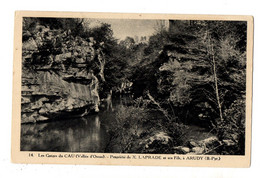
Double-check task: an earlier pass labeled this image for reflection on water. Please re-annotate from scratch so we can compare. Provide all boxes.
[21,114,108,152]
[20,96,133,152]
[21,95,216,153]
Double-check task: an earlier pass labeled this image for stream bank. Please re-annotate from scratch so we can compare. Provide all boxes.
[21,96,224,155]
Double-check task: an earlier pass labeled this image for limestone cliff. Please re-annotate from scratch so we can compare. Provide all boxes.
[21,25,104,123]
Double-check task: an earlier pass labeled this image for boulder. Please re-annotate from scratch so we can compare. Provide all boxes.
[222,139,236,146]
[200,136,220,148]
[149,132,171,144]
[173,146,190,154]
[187,140,199,148]
[191,147,204,154]
[140,132,172,150]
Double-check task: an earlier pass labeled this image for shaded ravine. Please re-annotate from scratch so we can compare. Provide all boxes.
[21,96,215,153]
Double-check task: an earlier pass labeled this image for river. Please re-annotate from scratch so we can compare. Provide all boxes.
[20,95,214,153]
[20,96,133,152]
[21,113,109,152]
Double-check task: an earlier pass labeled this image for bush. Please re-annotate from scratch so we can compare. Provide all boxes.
[105,105,149,153]
[105,96,187,153]
[216,98,245,155]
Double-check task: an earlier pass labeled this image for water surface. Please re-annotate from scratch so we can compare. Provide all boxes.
[21,111,113,152]
[20,96,213,152]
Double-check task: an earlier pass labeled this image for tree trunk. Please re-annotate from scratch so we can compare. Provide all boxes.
[207,30,223,122]
[212,47,224,121]
[98,50,106,82]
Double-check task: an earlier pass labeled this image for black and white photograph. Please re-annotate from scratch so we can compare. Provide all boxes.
[1,0,259,175]
[10,11,253,168]
[19,16,248,155]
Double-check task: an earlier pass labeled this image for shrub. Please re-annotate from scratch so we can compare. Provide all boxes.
[216,98,245,155]
[105,96,187,153]
[105,105,149,153]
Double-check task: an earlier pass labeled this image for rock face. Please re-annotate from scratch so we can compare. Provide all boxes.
[172,136,221,155]
[21,25,104,124]
[21,70,96,123]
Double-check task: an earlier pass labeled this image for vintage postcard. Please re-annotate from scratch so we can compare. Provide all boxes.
[12,11,253,167]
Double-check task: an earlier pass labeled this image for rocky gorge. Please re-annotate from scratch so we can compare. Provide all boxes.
[20,18,246,155]
[21,24,104,124]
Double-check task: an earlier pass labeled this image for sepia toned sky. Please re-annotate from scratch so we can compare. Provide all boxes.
[88,19,161,41]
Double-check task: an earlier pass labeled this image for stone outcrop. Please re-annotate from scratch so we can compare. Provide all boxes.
[21,70,96,123]
[173,136,221,155]
[137,131,172,153]
[21,25,104,124]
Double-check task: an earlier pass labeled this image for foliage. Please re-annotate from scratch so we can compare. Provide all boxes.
[216,98,246,155]
[128,20,247,155]
[132,20,246,123]
[106,97,187,153]
[22,18,247,155]
[105,105,149,153]
[22,18,133,97]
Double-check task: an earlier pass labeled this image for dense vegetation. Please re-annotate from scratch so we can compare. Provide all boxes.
[123,20,247,155]
[22,18,247,155]
[106,20,247,155]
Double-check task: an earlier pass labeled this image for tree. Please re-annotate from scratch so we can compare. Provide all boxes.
[132,20,246,131]
[119,36,135,49]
